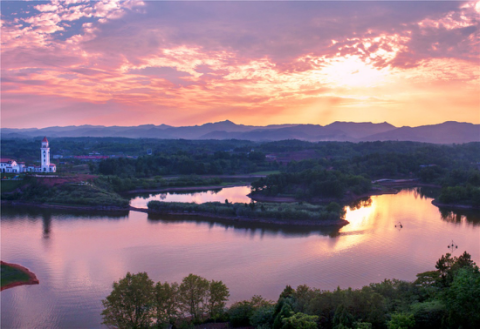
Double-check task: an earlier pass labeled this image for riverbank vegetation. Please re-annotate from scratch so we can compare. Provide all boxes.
[147,200,345,223]
[0,175,242,209]
[1,175,129,208]
[251,169,371,200]
[437,170,480,208]
[94,175,225,193]
[1,261,39,291]
[102,273,230,328]
[3,139,479,208]
[101,251,480,329]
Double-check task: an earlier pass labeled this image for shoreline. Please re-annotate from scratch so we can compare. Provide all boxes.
[131,206,349,227]
[1,200,130,212]
[1,200,348,227]
[1,261,39,291]
[248,188,399,204]
[431,199,480,211]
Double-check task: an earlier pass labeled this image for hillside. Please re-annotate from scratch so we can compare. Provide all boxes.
[2,121,479,144]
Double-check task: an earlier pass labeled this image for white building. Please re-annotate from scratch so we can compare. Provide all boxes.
[1,137,56,173]
[0,159,25,173]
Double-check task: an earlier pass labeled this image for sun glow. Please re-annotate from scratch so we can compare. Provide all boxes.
[320,56,390,88]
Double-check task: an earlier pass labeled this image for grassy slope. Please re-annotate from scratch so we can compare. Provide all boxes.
[1,264,31,288]
[1,180,24,193]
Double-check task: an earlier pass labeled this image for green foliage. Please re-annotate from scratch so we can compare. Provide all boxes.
[178,274,210,323]
[250,305,275,329]
[97,148,273,177]
[435,251,475,287]
[387,313,415,329]
[207,280,230,321]
[279,285,296,300]
[94,175,223,193]
[228,295,273,328]
[147,200,345,222]
[281,312,319,329]
[410,300,445,328]
[101,272,155,329]
[228,300,256,327]
[0,264,31,288]
[2,176,130,207]
[101,252,478,329]
[442,266,480,328]
[102,273,229,328]
[353,321,372,329]
[333,304,354,328]
[154,281,180,327]
[251,169,372,200]
[273,299,294,329]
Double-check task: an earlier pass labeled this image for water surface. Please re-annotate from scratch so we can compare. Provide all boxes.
[1,187,479,328]
[129,186,252,208]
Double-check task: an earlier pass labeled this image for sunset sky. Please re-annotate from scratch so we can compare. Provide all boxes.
[1,0,479,128]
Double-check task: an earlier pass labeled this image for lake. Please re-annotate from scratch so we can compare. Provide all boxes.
[1,187,479,328]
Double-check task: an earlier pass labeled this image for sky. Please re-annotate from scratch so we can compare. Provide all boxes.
[1,0,479,128]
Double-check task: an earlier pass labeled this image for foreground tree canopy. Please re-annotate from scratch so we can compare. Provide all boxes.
[101,251,479,329]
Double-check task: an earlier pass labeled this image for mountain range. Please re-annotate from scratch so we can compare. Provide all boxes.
[2,121,479,144]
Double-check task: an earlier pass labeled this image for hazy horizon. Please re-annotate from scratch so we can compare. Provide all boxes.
[2,119,478,130]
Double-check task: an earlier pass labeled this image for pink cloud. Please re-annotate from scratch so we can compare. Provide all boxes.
[1,1,479,128]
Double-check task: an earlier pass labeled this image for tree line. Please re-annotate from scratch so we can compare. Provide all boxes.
[101,251,479,329]
[251,169,372,200]
[101,273,229,328]
[96,151,275,177]
[147,200,345,222]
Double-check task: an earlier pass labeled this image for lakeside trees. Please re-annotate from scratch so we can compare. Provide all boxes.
[101,273,229,328]
[101,252,480,329]
[250,169,371,200]
[147,200,346,222]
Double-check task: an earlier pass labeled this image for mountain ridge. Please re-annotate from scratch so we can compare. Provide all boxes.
[2,121,479,144]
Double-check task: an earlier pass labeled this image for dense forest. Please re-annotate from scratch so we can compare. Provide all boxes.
[3,138,479,177]
[101,252,480,329]
[2,138,479,207]
[251,170,371,200]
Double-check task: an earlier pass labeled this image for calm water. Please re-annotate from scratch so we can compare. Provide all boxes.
[129,186,252,209]
[1,187,479,329]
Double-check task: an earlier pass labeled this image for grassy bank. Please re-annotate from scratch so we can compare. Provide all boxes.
[1,261,39,291]
[1,176,130,208]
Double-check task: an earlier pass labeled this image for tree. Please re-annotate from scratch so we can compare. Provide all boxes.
[442,266,480,328]
[387,313,415,329]
[154,281,180,327]
[101,272,155,329]
[250,305,275,329]
[178,274,210,323]
[281,312,319,329]
[208,280,230,321]
[332,304,354,329]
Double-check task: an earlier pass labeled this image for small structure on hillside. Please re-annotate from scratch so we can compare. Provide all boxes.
[1,137,56,173]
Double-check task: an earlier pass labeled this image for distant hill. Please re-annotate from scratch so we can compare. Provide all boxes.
[361,122,480,144]
[2,120,479,144]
